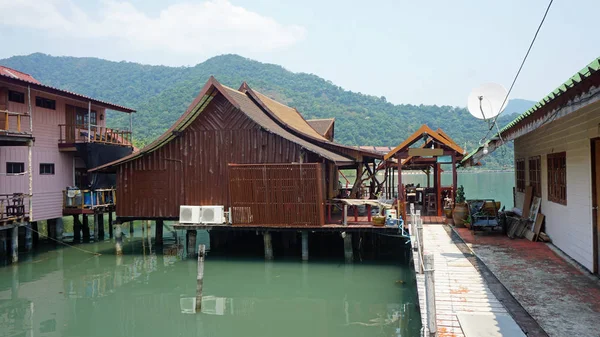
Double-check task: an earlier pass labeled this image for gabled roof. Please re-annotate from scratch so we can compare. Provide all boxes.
[0,65,135,113]
[91,77,356,172]
[384,125,465,160]
[307,118,335,138]
[461,56,600,166]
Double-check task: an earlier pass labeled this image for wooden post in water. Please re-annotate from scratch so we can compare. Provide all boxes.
[108,212,114,238]
[263,232,273,260]
[93,213,99,242]
[11,226,18,263]
[115,223,123,255]
[424,253,437,336]
[417,222,424,274]
[155,219,164,245]
[73,215,81,242]
[186,230,197,257]
[82,215,90,242]
[196,244,206,313]
[0,231,7,258]
[130,220,135,235]
[98,213,105,240]
[56,218,64,242]
[301,231,309,261]
[24,222,32,252]
[343,232,353,263]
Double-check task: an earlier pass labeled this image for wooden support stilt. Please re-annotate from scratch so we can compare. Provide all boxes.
[186,230,197,257]
[31,221,39,246]
[108,212,114,238]
[155,219,164,245]
[98,213,105,240]
[301,231,309,261]
[82,215,90,242]
[11,226,18,263]
[343,233,353,263]
[0,231,7,258]
[73,215,81,242]
[47,219,56,241]
[196,244,206,313]
[343,204,348,226]
[263,232,273,260]
[55,218,63,242]
[93,214,99,242]
[367,205,372,222]
[24,222,32,252]
[115,223,123,255]
[130,220,134,235]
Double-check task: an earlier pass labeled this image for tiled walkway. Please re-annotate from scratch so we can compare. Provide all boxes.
[455,228,600,337]
[413,225,524,337]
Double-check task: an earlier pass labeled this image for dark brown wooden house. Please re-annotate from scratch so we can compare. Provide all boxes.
[92,77,380,226]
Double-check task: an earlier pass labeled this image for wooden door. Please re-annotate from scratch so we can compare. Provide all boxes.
[65,105,76,142]
[0,87,7,130]
[593,138,600,273]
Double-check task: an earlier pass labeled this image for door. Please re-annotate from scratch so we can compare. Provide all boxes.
[593,138,600,273]
[65,105,76,143]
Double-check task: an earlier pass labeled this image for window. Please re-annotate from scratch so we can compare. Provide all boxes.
[529,156,541,197]
[6,162,24,175]
[75,107,97,127]
[75,168,89,188]
[40,163,55,175]
[516,158,525,192]
[8,90,25,103]
[547,152,567,205]
[35,96,56,110]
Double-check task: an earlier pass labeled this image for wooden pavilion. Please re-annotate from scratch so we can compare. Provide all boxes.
[383,125,465,217]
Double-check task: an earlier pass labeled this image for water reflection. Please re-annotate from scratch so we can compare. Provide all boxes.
[0,237,421,337]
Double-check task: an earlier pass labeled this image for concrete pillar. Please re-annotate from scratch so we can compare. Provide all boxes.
[98,213,105,240]
[186,230,197,257]
[47,219,56,241]
[31,221,39,246]
[263,232,273,260]
[24,223,32,252]
[93,214,99,241]
[301,231,309,261]
[55,218,64,242]
[155,219,164,245]
[73,215,81,242]
[11,226,19,263]
[108,212,114,238]
[82,215,90,242]
[343,233,353,263]
[115,223,123,255]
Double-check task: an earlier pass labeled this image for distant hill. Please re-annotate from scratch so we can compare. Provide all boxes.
[0,53,534,168]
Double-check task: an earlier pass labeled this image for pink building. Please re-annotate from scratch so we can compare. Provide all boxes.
[0,66,134,253]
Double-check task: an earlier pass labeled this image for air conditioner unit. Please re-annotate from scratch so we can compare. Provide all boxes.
[179,205,202,224]
[198,206,225,224]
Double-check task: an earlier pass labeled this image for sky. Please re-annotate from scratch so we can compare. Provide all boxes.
[0,0,598,107]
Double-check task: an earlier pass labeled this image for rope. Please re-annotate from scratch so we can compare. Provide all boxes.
[28,225,102,256]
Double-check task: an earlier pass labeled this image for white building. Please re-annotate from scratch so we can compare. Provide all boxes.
[463,57,600,273]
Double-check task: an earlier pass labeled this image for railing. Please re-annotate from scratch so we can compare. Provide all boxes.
[63,188,116,210]
[410,207,437,337]
[0,193,28,223]
[58,124,132,146]
[0,110,31,135]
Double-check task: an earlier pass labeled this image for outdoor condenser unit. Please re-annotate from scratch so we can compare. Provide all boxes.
[179,205,203,224]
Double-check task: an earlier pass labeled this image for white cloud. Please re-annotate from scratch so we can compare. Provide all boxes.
[0,0,306,62]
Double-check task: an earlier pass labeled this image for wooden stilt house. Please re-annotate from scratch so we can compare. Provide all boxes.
[91,77,381,226]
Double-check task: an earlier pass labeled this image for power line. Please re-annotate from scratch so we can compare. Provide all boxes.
[480,0,555,144]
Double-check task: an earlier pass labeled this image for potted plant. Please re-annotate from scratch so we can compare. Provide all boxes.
[452,185,468,227]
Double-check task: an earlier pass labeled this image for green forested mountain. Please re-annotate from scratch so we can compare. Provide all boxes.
[1,53,533,168]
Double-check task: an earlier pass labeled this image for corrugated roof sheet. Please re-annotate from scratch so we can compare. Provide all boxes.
[0,65,135,113]
[461,56,600,164]
[307,118,335,137]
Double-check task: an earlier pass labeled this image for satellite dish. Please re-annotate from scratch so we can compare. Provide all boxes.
[467,83,508,120]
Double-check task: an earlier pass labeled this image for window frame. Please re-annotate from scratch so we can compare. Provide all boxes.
[528,156,541,197]
[547,152,567,205]
[75,107,97,127]
[6,162,25,175]
[515,158,526,192]
[39,163,55,175]
[8,90,25,104]
[35,96,56,110]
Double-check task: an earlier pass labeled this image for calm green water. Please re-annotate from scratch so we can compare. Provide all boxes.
[401,171,515,209]
[0,235,421,337]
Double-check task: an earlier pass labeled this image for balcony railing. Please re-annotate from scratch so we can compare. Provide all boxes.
[63,188,116,210]
[0,110,31,135]
[59,124,132,147]
[0,193,28,224]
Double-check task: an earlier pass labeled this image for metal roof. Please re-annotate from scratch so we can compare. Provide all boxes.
[461,56,600,165]
[0,66,136,113]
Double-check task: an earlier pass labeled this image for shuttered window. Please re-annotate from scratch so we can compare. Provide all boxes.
[528,156,541,197]
[547,152,566,205]
[516,159,525,192]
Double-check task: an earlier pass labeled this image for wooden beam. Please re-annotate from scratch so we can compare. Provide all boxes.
[452,153,458,205]
[408,148,444,157]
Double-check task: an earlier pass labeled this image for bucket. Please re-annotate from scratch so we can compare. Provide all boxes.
[385,209,397,219]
